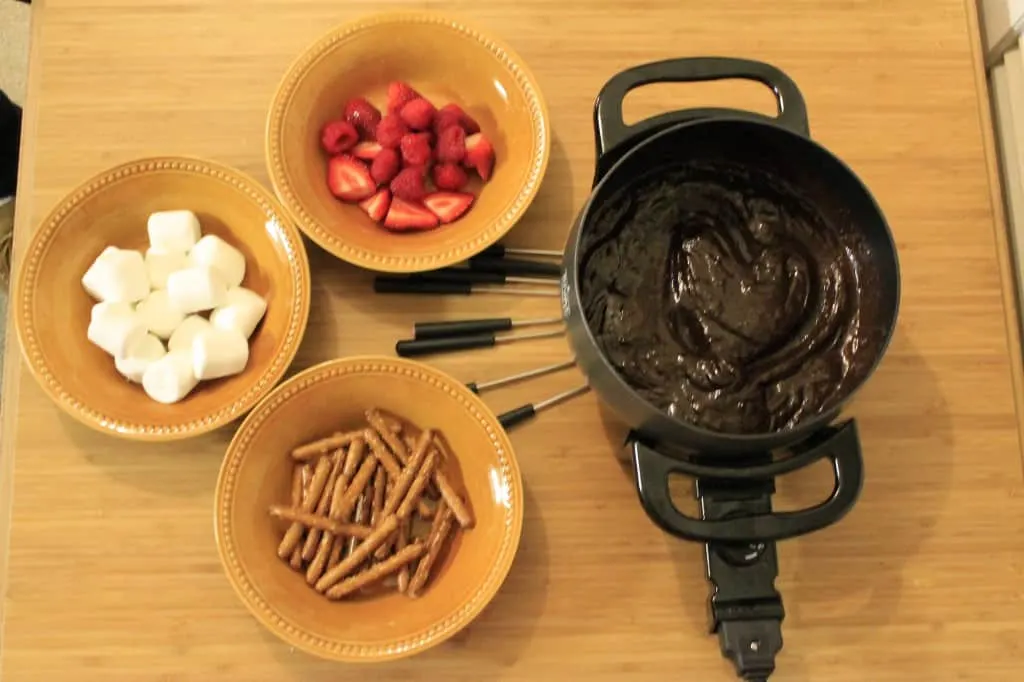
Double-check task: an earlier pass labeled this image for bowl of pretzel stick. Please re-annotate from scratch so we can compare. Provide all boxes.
[214,356,523,661]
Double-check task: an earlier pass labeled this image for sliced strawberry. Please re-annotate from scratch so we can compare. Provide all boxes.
[464,133,495,181]
[432,163,468,191]
[352,141,383,160]
[343,97,382,138]
[375,114,408,149]
[358,189,391,222]
[390,166,427,202]
[326,155,375,202]
[370,148,401,185]
[434,103,481,135]
[435,125,466,163]
[400,132,433,167]
[423,192,475,224]
[383,197,439,231]
[399,97,436,131]
[320,120,359,154]
[387,81,421,115]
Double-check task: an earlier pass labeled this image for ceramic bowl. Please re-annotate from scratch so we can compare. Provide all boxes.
[214,356,523,661]
[266,11,550,273]
[13,156,311,441]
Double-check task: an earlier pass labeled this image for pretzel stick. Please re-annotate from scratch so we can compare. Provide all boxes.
[315,515,399,592]
[408,503,455,597]
[290,466,303,505]
[382,430,433,518]
[302,450,346,559]
[366,409,409,463]
[334,453,377,523]
[326,542,426,600]
[397,518,412,593]
[434,470,474,529]
[288,467,306,569]
[277,456,332,558]
[307,456,360,584]
[291,432,358,461]
[370,466,386,526]
[326,536,345,570]
[268,507,373,538]
[348,490,370,558]
[363,429,402,478]
[312,445,369,580]
[397,451,437,520]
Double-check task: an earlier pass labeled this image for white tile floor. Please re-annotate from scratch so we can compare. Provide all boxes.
[0,0,31,385]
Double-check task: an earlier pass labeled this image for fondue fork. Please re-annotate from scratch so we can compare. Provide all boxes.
[465,360,577,394]
[374,276,560,297]
[395,328,565,357]
[466,256,561,278]
[497,385,591,429]
[414,316,564,340]
[477,244,562,259]
[384,269,558,287]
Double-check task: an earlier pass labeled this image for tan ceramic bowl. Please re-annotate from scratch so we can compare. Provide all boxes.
[266,11,550,273]
[215,356,523,661]
[13,156,311,441]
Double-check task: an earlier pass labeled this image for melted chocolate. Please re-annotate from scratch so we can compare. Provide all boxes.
[579,161,881,435]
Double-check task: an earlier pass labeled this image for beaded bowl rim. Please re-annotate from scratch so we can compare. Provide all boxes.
[13,155,312,442]
[214,356,524,662]
[264,10,551,273]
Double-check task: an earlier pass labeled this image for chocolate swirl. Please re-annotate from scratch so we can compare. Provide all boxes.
[579,161,878,434]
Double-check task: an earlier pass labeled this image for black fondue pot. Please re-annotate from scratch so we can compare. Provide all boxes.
[561,58,900,681]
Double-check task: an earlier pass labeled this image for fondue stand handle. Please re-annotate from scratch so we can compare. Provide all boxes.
[630,420,863,543]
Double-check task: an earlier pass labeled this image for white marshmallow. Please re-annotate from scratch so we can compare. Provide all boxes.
[166,267,227,314]
[144,248,188,289]
[210,287,267,339]
[114,333,166,383]
[168,314,212,353]
[135,289,186,340]
[192,327,249,380]
[142,350,199,404]
[81,247,150,303]
[147,210,202,254]
[87,302,148,357]
[189,235,246,289]
[91,300,133,323]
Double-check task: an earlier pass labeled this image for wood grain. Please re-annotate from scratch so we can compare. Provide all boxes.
[3,0,1024,680]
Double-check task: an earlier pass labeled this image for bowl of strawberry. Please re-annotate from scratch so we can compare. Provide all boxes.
[266,11,550,273]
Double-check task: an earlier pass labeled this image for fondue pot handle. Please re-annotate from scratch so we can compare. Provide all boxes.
[594,57,809,166]
[631,421,863,543]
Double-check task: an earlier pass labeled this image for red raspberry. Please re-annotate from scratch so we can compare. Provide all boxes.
[320,120,359,154]
[432,163,468,191]
[434,103,480,135]
[387,81,421,114]
[400,132,433,167]
[399,98,436,131]
[435,125,466,163]
[390,167,427,202]
[343,97,381,138]
[370,148,401,185]
[375,114,408,149]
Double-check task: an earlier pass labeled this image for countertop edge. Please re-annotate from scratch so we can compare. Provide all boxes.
[965,0,1024,471]
[0,0,45,654]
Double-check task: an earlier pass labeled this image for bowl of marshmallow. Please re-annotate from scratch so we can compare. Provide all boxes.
[13,156,311,441]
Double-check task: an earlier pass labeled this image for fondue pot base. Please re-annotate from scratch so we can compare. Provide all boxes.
[630,421,861,681]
